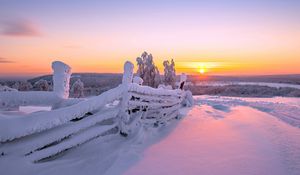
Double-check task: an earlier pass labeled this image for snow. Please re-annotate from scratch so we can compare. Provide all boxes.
[0,85,124,141]
[1,96,300,175]
[195,96,300,127]
[196,81,300,90]
[237,82,300,89]
[163,59,176,87]
[182,90,194,107]
[129,83,183,97]
[19,106,51,114]
[52,61,71,99]
[0,85,17,92]
[133,76,143,85]
[0,109,118,157]
[122,61,134,85]
[0,91,62,109]
[136,52,161,88]
[71,79,84,98]
[121,105,300,175]
[34,79,50,91]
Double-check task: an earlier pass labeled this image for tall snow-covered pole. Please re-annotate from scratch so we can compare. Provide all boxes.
[52,61,71,99]
[119,61,134,136]
[122,61,134,85]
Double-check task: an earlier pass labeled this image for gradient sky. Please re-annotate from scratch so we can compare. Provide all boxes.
[0,0,300,77]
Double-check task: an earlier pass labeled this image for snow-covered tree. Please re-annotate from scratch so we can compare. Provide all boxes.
[71,79,84,98]
[34,79,49,91]
[12,81,20,90]
[136,52,161,88]
[13,81,33,91]
[163,59,176,87]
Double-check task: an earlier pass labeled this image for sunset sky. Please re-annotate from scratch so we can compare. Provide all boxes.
[0,0,299,77]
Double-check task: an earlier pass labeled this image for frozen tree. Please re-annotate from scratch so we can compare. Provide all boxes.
[154,67,161,88]
[12,81,20,90]
[20,81,33,91]
[34,79,49,91]
[13,81,32,91]
[136,52,161,88]
[163,59,176,87]
[71,79,84,98]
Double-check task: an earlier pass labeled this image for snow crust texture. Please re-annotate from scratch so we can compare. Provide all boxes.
[1,96,300,175]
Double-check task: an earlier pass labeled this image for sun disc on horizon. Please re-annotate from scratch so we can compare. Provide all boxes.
[199,68,205,74]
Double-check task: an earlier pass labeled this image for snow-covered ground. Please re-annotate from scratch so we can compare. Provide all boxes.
[196,81,300,89]
[1,96,300,175]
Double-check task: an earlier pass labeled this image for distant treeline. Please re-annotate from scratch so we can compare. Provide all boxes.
[188,85,300,97]
[1,73,300,98]
[187,74,300,85]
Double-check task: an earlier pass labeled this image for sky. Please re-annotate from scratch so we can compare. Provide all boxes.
[0,0,300,77]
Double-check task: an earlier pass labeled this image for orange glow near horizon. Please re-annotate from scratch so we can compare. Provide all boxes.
[1,54,300,77]
[1,1,300,77]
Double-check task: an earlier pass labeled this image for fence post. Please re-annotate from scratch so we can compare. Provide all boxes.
[119,61,134,136]
[179,73,187,90]
[52,61,71,99]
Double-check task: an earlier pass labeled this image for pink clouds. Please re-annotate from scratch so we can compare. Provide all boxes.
[1,19,42,37]
[0,57,14,63]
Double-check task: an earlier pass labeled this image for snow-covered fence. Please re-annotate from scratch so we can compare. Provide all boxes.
[118,83,185,136]
[0,60,191,162]
[118,62,186,136]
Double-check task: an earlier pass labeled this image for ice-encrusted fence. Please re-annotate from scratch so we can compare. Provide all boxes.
[0,61,192,162]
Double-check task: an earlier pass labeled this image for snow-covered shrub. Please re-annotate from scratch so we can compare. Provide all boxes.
[34,79,49,91]
[71,79,84,98]
[0,85,17,92]
[182,90,194,107]
[12,81,33,91]
[11,82,19,90]
[133,76,143,85]
[163,59,176,87]
[136,52,161,88]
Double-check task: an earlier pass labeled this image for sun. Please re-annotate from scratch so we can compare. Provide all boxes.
[199,68,205,74]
